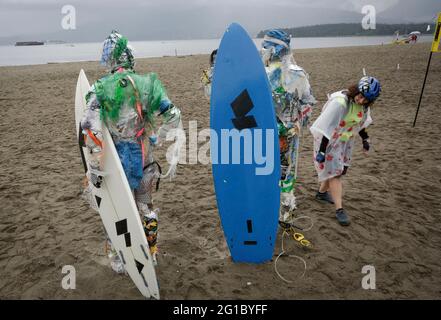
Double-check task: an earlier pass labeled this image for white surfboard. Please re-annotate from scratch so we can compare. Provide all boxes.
[75,69,160,300]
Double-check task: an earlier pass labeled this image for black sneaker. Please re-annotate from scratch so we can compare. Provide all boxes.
[336,208,350,226]
[315,191,334,204]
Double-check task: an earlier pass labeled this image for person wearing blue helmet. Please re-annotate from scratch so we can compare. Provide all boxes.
[261,29,292,63]
[260,29,316,227]
[310,76,381,226]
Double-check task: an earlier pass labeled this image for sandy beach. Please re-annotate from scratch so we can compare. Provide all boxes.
[0,42,440,299]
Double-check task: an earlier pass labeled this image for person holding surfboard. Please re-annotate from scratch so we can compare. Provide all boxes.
[310,76,381,226]
[80,30,183,272]
[260,29,316,225]
[201,49,218,99]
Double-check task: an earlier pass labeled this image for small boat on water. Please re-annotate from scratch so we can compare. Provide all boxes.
[15,41,44,46]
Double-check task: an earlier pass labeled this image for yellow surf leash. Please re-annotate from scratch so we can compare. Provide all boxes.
[274,216,314,283]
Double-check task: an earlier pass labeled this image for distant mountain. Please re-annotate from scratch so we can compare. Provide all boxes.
[257,23,434,38]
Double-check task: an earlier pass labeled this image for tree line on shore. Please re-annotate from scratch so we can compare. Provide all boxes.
[257,23,434,38]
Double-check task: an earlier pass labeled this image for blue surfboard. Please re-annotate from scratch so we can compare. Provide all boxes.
[210,23,280,263]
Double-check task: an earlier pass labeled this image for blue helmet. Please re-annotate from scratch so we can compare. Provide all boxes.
[358,76,381,102]
[265,29,290,46]
[262,29,291,58]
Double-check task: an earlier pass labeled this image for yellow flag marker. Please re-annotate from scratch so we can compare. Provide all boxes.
[413,12,440,127]
[431,13,441,52]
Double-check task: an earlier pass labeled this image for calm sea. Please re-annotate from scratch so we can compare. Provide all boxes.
[0,35,432,67]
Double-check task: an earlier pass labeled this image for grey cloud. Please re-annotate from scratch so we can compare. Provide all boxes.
[1,0,440,42]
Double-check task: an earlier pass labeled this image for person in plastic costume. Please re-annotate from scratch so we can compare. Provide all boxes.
[260,29,316,226]
[310,76,381,226]
[80,30,183,272]
[201,49,218,99]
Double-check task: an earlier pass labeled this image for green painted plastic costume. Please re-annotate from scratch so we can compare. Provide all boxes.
[81,31,183,272]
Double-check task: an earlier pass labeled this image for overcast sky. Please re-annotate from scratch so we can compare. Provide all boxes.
[1,0,440,42]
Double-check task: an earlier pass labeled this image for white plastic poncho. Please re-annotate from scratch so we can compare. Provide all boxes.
[310,91,372,182]
[201,67,213,100]
[265,54,316,213]
[266,54,316,125]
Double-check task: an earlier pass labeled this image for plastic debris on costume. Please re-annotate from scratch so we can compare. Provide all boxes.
[157,107,184,181]
[262,29,291,60]
[201,67,213,99]
[136,141,161,261]
[100,30,135,71]
[80,31,183,273]
[82,69,174,192]
[106,237,126,274]
[81,90,103,167]
[142,207,160,264]
[265,54,316,130]
[79,87,105,205]
[135,162,161,208]
[201,49,217,100]
[92,71,171,141]
[81,183,99,212]
[261,29,316,222]
[116,141,144,189]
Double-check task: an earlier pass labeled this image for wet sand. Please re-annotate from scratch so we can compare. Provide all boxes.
[0,42,440,299]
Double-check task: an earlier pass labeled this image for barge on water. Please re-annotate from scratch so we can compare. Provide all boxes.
[15,41,44,46]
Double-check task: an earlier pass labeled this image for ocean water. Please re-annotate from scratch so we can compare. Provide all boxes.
[0,35,432,67]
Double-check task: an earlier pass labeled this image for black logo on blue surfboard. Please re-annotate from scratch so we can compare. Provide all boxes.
[230,89,258,130]
[244,219,257,245]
